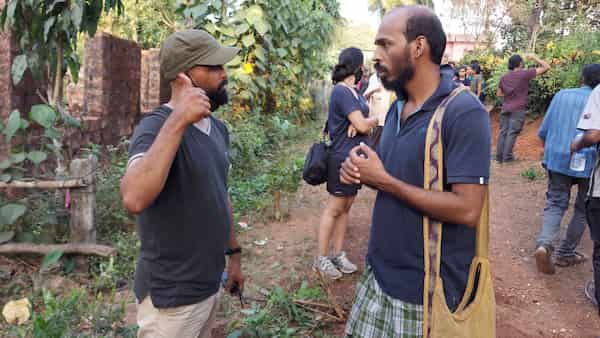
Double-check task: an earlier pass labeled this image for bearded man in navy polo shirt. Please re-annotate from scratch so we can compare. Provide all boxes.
[342,6,491,337]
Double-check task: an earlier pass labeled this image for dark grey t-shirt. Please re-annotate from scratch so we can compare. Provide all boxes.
[128,105,231,308]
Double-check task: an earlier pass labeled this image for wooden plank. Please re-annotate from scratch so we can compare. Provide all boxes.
[0,179,87,189]
[0,243,116,257]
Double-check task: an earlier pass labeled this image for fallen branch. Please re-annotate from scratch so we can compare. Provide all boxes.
[0,243,116,257]
[293,299,336,309]
[0,179,87,189]
[294,302,344,322]
[315,270,346,320]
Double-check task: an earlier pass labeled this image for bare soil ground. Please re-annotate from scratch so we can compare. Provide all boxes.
[211,111,600,337]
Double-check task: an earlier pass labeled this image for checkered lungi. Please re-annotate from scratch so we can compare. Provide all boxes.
[345,265,423,338]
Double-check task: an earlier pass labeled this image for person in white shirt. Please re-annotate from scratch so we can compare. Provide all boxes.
[363,72,395,146]
[571,74,600,314]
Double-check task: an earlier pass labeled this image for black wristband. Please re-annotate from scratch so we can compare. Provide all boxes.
[225,247,242,256]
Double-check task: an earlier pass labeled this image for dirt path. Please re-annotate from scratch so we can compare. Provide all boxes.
[214,112,600,337]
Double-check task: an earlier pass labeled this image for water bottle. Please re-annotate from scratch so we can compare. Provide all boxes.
[570,132,586,172]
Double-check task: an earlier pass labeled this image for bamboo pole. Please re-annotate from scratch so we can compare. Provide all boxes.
[0,243,116,257]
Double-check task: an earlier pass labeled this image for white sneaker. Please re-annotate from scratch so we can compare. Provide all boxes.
[331,251,357,274]
[313,256,342,280]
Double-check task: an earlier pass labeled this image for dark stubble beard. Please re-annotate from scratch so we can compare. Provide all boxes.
[208,80,229,111]
[377,48,415,98]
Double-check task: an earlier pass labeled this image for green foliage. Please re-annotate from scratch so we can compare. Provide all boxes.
[173,0,339,219]
[228,281,328,337]
[1,0,123,112]
[521,167,545,181]
[466,32,600,115]
[41,249,63,270]
[6,288,135,338]
[97,0,178,48]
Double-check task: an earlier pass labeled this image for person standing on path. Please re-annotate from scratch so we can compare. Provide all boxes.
[534,64,600,274]
[314,47,379,281]
[363,72,396,146]
[120,29,244,337]
[496,53,551,163]
[571,80,600,315]
[341,6,491,337]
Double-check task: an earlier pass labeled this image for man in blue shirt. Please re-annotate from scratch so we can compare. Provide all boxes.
[342,6,490,337]
[535,64,600,274]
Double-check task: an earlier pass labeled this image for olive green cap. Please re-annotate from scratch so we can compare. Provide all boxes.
[159,29,240,83]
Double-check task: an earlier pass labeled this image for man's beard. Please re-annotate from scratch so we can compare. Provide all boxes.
[375,49,415,97]
[208,80,229,111]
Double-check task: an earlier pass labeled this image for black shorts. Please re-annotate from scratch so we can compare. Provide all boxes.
[327,153,361,197]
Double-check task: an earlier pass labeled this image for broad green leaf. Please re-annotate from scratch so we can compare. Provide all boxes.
[277,48,288,58]
[254,20,270,36]
[9,152,25,164]
[234,23,250,36]
[62,113,81,128]
[0,160,11,170]
[245,5,264,26]
[43,17,56,42]
[71,1,83,28]
[227,55,242,67]
[190,3,208,19]
[241,34,255,48]
[19,119,30,130]
[255,46,267,63]
[41,250,63,269]
[27,151,47,165]
[0,173,11,182]
[4,110,21,141]
[219,26,235,37]
[6,0,16,25]
[30,104,57,128]
[0,203,26,225]
[44,127,61,140]
[0,231,14,244]
[68,55,80,83]
[204,22,217,35]
[11,54,27,86]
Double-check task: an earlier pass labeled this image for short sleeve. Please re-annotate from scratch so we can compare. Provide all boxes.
[128,111,168,163]
[578,86,600,131]
[442,93,491,185]
[525,68,537,80]
[332,85,361,118]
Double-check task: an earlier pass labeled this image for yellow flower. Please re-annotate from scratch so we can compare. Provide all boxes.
[242,63,254,74]
[545,41,555,50]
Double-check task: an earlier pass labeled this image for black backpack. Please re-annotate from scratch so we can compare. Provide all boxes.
[302,123,330,186]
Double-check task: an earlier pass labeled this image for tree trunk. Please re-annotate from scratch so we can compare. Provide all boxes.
[52,39,64,108]
[527,0,544,51]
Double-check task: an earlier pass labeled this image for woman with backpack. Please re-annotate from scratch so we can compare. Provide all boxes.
[314,47,379,280]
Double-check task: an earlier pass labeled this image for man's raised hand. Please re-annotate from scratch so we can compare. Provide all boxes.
[171,73,211,125]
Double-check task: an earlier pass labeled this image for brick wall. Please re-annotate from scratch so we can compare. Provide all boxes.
[0,6,46,162]
[141,49,161,113]
[82,32,141,146]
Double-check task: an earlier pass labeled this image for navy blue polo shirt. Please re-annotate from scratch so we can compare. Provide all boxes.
[367,76,491,311]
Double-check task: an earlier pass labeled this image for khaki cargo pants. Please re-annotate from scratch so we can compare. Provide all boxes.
[137,292,220,338]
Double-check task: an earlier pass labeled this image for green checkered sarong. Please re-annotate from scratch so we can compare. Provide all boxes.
[345,265,423,338]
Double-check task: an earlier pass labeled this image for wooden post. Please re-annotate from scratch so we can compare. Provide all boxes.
[69,155,98,244]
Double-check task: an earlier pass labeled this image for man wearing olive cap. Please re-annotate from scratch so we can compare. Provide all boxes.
[120,29,244,337]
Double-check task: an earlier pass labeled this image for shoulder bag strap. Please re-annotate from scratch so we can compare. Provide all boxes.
[422,86,485,337]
